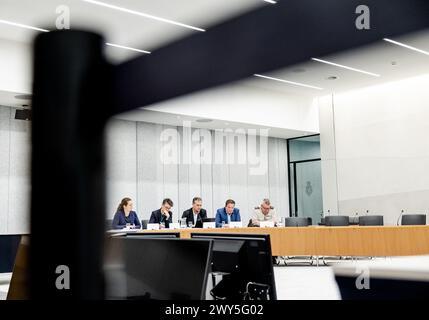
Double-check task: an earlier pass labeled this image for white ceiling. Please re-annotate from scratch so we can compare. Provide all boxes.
[0,0,266,62]
[114,108,315,140]
[245,29,429,97]
[1,0,429,136]
[1,1,428,91]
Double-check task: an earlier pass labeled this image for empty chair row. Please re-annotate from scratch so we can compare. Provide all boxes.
[320,214,426,226]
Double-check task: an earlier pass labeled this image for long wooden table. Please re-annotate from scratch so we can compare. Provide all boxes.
[137,226,429,256]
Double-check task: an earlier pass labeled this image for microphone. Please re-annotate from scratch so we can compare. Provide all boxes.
[397,209,404,226]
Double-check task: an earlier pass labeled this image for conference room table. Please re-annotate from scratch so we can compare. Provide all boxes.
[137,225,429,257]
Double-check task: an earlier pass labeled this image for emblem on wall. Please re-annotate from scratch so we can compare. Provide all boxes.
[305,181,313,196]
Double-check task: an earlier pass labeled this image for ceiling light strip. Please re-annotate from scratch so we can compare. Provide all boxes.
[311,57,380,77]
[383,38,429,56]
[254,74,323,90]
[0,19,49,32]
[105,42,151,54]
[0,19,151,54]
[82,0,205,32]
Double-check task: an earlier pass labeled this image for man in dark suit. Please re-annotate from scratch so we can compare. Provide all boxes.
[182,197,207,227]
[149,198,173,229]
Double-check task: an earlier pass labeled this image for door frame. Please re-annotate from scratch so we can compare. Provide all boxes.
[286,134,321,217]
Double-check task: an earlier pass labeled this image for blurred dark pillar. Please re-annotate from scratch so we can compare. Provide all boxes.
[30,30,112,299]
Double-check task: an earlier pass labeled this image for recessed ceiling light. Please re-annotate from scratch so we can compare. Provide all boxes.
[391,61,398,66]
[105,42,151,54]
[326,76,338,80]
[254,74,323,90]
[383,38,429,56]
[311,57,380,77]
[263,0,277,4]
[196,118,213,123]
[0,19,48,32]
[81,0,205,32]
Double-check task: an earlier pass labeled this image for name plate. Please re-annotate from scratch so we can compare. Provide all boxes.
[260,221,275,228]
[147,223,160,230]
[230,221,243,228]
[203,222,216,229]
[168,223,180,230]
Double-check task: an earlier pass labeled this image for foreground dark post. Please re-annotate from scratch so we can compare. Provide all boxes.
[30,30,112,299]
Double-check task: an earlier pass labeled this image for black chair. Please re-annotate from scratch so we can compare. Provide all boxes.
[359,215,384,226]
[307,217,313,226]
[283,217,312,266]
[285,217,310,227]
[324,216,349,226]
[318,217,325,226]
[141,219,149,229]
[401,214,426,225]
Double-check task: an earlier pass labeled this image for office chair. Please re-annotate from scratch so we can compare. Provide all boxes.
[307,217,313,226]
[324,216,349,226]
[321,215,350,265]
[141,220,149,230]
[359,215,384,226]
[283,217,313,266]
[285,217,310,227]
[318,217,325,226]
[401,214,426,225]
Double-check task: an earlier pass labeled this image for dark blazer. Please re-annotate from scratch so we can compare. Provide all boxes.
[182,208,207,226]
[215,207,241,228]
[112,211,141,229]
[149,208,173,228]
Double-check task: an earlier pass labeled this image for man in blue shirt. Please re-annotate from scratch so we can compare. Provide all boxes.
[215,199,241,228]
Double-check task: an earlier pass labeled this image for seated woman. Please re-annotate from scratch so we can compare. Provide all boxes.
[112,197,141,229]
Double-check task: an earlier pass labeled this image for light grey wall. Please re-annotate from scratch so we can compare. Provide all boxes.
[106,119,290,225]
[319,74,429,224]
[319,95,339,215]
[0,112,290,234]
[0,106,31,234]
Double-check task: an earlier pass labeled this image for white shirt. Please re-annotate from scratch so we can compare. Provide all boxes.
[193,211,198,226]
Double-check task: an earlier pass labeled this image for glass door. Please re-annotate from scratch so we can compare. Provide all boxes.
[291,160,323,224]
[287,135,323,225]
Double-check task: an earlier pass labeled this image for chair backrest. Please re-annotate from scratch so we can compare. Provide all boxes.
[319,217,325,225]
[401,214,426,226]
[359,215,384,226]
[307,217,313,225]
[324,215,349,226]
[285,217,309,227]
[141,220,149,229]
[202,218,216,223]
